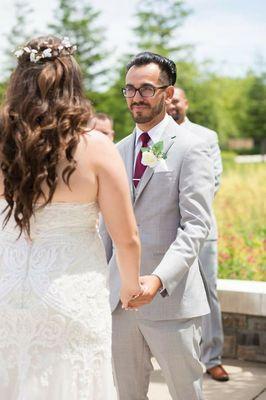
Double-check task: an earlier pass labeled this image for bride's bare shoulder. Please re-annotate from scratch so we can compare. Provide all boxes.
[77,129,117,165]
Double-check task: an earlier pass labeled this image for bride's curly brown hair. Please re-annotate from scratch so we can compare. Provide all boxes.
[0,35,93,236]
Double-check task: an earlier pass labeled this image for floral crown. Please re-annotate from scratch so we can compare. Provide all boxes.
[14,37,77,64]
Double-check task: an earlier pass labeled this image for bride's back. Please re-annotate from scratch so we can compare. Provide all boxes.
[50,136,97,203]
[30,130,101,205]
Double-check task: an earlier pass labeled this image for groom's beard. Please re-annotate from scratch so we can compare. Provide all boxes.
[130,97,165,124]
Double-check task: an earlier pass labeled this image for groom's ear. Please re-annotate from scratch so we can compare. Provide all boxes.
[165,85,175,101]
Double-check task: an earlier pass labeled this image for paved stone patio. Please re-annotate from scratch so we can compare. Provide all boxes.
[148,358,266,399]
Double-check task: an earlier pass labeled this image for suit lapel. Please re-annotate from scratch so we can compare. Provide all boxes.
[134,126,176,204]
[134,163,154,204]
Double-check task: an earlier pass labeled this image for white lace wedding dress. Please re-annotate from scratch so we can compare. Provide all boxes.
[0,199,116,399]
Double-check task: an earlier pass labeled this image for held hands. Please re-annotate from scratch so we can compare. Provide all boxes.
[127,275,162,309]
[120,283,143,310]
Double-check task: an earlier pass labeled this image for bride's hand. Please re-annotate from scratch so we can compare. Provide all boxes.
[120,283,143,310]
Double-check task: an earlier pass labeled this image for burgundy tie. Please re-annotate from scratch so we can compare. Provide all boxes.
[133,131,150,188]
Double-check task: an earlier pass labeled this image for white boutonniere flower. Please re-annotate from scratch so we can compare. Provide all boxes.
[141,141,166,168]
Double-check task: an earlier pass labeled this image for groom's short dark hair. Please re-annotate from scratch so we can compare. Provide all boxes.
[126,52,176,86]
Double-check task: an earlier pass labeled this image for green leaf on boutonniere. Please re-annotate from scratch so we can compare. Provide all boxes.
[152,141,164,156]
[140,140,167,164]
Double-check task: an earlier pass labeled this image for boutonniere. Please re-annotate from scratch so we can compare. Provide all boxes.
[141,141,166,168]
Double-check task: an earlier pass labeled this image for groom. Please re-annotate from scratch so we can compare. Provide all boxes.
[100,52,214,399]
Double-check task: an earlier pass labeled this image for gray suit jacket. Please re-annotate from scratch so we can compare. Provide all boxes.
[100,116,214,320]
[182,118,223,240]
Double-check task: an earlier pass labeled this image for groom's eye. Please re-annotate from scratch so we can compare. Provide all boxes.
[139,85,155,97]
[124,86,135,97]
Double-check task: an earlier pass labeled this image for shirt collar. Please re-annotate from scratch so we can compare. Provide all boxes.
[180,116,191,128]
[135,113,171,145]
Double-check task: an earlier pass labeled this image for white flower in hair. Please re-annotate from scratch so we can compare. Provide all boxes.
[30,49,38,63]
[30,53,36,62]
[14,49,24,58]
[14,37,77,63]
[61,37,71,48]
[42,48,52,58]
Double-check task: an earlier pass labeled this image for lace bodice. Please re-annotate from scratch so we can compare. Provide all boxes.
[0,200,107,313]
[1,200,99,239]
[0,200,115,399]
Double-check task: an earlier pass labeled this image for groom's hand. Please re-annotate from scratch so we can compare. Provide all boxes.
[127,275,162,308]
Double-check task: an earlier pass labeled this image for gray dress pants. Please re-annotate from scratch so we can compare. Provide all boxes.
[112,304,204,400]
[199,240,224,369]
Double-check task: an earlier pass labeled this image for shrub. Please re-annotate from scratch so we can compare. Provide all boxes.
[215,163,266,281]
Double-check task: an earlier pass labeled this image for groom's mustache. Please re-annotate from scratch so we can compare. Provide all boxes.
[130,102,150,109]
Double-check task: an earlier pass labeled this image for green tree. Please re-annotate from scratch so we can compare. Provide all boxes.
[49,0,108,91]
[187,75,247,146]
[3,0,34,79]
[91,64,134,142]
[174,65,256,148]
[245,71,266,147]
[133,0,191,58]
[0,82,7,104]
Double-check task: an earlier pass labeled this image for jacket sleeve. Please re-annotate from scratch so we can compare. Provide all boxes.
[210,132,223,195]
[152,140,215,296]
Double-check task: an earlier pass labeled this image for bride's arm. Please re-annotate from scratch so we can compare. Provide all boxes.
[89,133,141,307]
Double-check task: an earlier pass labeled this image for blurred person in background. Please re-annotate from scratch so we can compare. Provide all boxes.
[94,112,115,141]
[167,87,229,382]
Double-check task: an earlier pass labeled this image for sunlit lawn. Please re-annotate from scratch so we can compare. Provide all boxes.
[214,161,266,281]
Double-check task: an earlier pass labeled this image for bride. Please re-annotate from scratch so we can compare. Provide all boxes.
[0,35,141,399]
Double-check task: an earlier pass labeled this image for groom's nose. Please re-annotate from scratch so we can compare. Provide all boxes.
[133,88,144,102]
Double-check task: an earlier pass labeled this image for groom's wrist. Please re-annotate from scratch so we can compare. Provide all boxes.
[151,274,163,291]
[151,274,168,297]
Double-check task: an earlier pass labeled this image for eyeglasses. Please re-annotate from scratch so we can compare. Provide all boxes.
[122,84,168,98]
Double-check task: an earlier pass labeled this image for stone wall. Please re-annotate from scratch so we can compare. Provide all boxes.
[222,313,266,363]
[217,280,266,364]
